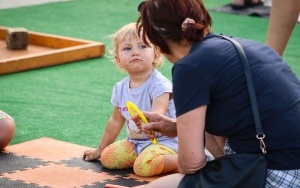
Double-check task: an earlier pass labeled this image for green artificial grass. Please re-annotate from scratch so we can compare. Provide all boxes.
[0,0,299,148]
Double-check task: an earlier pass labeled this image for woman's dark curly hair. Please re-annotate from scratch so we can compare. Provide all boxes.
[137,0,212,54]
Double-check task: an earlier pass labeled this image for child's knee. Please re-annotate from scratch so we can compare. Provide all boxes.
[101,151,135,169]
[133,155,164,177]
[100,145,122,169]
[100,147,116,168]
[100,141,136,169]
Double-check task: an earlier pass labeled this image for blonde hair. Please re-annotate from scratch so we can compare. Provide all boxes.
[108,22,163,70]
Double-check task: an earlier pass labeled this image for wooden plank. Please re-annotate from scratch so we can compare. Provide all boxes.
[0,43,104,75]
[0,27,105,75]
[28,32,86,48]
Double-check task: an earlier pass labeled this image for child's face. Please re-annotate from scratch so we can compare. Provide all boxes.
[115,34,157,74]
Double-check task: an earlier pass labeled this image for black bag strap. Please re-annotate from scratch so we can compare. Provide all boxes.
[218,34,266,154]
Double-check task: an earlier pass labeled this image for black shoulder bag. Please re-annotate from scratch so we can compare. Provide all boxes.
[178,35,267,188]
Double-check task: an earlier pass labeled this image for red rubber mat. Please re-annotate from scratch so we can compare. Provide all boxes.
[0,137,159,188]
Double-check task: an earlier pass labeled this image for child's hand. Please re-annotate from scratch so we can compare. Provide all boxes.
[83,148,101,161]
[134,119,144,133]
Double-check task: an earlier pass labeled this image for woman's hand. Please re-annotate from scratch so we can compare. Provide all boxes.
[132,111,177,138]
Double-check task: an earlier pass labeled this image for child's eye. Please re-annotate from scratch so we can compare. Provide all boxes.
[139,44,148,49]
[123,47,131,51]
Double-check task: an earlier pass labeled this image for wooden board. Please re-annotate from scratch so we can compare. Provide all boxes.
[0,27,105,75]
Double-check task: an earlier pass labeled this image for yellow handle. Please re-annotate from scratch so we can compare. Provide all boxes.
[126,101,157,144]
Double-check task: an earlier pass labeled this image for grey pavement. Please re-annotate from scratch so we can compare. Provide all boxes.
[0,0,70,9]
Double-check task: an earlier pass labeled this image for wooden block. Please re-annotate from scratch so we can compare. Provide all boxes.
[6,27,28,50]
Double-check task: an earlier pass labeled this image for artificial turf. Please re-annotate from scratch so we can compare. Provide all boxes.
[0,0,299,148]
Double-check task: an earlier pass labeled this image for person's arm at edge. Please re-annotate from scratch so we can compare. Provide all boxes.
[265,0,300,56]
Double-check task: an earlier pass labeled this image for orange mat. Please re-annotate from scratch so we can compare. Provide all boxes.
[0,138,159,188]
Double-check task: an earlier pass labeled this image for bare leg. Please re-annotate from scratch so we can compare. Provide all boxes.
[144,173,184,188]
[161,154,178,174]
[265,0,300,56]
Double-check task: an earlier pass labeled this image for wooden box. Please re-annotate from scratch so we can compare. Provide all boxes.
[0,27,105,75]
